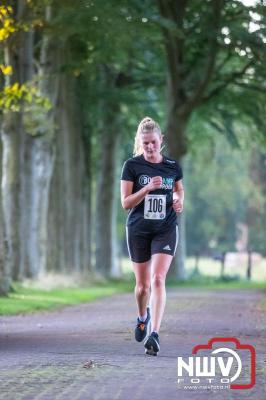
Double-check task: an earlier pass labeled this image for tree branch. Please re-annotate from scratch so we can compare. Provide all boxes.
[157,0,188,92]
[180,0,224,117]
[202,59,255,103]
[233,81,266,93]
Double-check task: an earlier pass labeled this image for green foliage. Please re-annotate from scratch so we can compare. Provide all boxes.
[185,118,265,256]
[154,0,266,146]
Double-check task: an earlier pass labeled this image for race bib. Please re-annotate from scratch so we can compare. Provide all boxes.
[144,195,166,220]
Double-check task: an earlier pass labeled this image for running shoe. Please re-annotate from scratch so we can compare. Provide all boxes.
[135,307,151,342]
[144,331,160,356]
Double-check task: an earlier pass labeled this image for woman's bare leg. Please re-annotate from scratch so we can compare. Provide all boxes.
[150,253,172,333]
[132,260,151,317]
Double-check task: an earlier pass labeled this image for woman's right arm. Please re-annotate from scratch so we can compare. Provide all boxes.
[120,177,162,210]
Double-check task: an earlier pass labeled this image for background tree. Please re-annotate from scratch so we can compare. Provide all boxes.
[185,118,265,258]
[156,0,266,278]
[0,0,265,292]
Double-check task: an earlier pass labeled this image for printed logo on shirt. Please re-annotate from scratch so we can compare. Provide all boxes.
[162,177,174,190]
[139,175,151,186]
[139,175,174,189]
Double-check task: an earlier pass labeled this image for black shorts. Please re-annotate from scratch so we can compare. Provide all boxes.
[126,225,179,263]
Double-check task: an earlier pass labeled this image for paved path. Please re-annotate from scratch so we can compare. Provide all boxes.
[0,288,265,400]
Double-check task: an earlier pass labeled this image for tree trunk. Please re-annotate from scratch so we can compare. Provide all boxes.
[220,251,226,277]
[95,127,121,278]
[247,250,252,280]
[27,139,55,276]
[77,75,93,274]
[175,212,187,280]
[1,112,21,281]
[81,133,92,275]
[94,64,123,278]
[0,140,11,295]
[164,109,188,279]
[22,5,59,277]
[0,10,22,281]
[165,73,188,159]
[19,24,35,278]
[47,73,91,275]
[158,0,224,280]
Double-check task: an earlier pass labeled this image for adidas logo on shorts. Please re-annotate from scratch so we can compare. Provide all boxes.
[163,245,171,251]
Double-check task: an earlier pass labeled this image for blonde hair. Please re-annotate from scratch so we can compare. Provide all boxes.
[133,117,162,156]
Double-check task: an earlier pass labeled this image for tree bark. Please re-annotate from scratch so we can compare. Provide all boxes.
[0,0,25,283]
[47,72,91,275]
[19,23,35,278]
[0,140,11,295]
[93,64,124,278]
[164,97,188,279]
[1,112,21,280]
[95,128,121,278]
[247,250,252,280]
[22,5,59,277]
[77,75,93,273]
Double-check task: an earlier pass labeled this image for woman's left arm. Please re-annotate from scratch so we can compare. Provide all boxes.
[173,180,184,213]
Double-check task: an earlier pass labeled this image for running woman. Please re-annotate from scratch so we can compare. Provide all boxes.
[120,117,184,356]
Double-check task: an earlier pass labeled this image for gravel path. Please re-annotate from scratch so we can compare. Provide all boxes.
[0,288,265,399]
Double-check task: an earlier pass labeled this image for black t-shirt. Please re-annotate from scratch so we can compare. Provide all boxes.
[121,154,183,234]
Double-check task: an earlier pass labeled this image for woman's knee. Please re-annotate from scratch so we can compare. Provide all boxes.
[135,282,150,297]
[151,273,166,288]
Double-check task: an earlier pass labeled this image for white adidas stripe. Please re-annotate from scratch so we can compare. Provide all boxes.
[125,226,132,260]
[174,225,179,255]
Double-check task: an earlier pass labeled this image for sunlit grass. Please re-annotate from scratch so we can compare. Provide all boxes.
[1,257,266,317]
[0,280,134,316]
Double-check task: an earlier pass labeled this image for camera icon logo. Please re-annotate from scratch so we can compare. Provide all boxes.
[177,337,256,390]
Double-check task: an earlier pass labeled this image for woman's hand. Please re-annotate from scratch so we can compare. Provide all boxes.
[121,177,162,210]
[146,176,162,191]
[173,198,183,213]
[173,179,184,213]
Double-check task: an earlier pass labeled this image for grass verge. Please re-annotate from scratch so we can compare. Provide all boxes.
[0,276,265,316]
[0,280,134,316]
[167,275,266,290]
